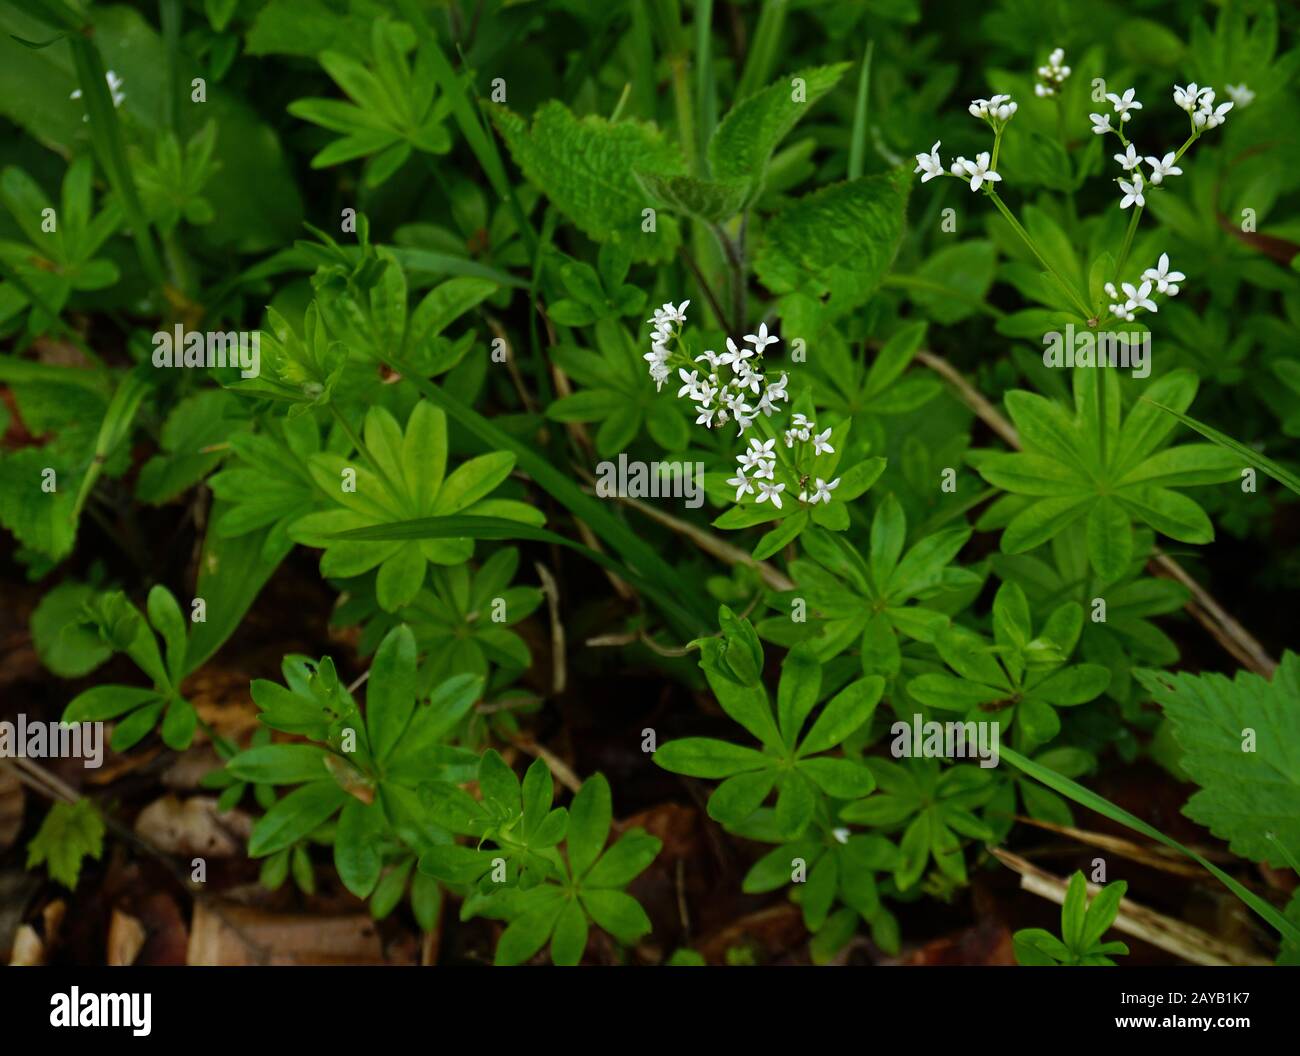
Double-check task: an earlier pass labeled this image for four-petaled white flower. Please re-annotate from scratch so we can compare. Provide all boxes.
[959,152,1001,191]
[807,478,840,505]
[744,322,779,355]
[968,97,990,118]
[811,427,834,456]
[1119,172,1145,209]
[1113,144,1141,171]
[914,140,944,183]
[1089,112,1112,135]
[717,336,753,369]
[726,468,754,502]
[1142,253,1185,295]
[1225,83,1255,108]
[1106,87,1142,122]
[738,438,775,471]
[756,481,785,509]
[1121,280,1158,314]
[1144,151,1182,184]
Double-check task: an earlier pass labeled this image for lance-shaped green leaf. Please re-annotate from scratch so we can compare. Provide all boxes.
[975,368,1238,584]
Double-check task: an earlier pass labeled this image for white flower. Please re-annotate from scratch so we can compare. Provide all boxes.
[694,349,721,370]
[1144,151,1182,184]
[831,827,850,845]
[726,467,754,502]
[1089,112,1113,135]
[1225,83,1255,108]
[968,98,990,118]
[718,337,753,369]
[1103,281,1119,300]
[913,140,944,183]
[791,413,813,428]
[1173,83,1206,112]
[1194,99,1233,129]
[1109,302,1135,322]
[695,406,716,428]
[807,477,840,505]
[733,405,757,434]
[1106,87,1142,121]
[744,322,779,354]
[758,372,788,416]
[1121,280,1157,313]
[734,362,763,396]
[1142,253,1185,295]
[756,481,785,509]
[676,368,701,399]
[1113,143,1141,171]
[1119,173,1145,209]
[784,429,798,448]
[811,427,834,456]
[738,438,775,471]
[959,152,1001,191]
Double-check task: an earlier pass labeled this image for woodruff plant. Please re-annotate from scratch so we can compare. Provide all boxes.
[7,0,1299,970]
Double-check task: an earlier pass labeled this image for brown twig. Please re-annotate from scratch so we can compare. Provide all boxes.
[992,847,1270,966]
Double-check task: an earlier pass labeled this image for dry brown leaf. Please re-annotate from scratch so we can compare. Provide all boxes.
[107,909,147,966]
[134,794,252,857]
[9,924,44,965]
[187,901,416,965]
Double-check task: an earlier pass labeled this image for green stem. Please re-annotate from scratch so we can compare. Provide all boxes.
[986,190,1091,318]
[1115,204,1142,282]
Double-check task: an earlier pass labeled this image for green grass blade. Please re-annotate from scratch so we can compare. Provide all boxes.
[848,40,874,181]
[333,514,706,635]
[391,0,538,257]
[734,0,788,102]
[73,369,149,519]
[1001,746,1300,945]
[1145,399,1300,496]
[67,36,165,287]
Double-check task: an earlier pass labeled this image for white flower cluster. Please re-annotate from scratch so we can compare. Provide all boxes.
[644,300,689,390]
[673,322,789,436]
[1091,83,1233,211]
[726,435,840,510]
[1173,83,1234,129]
[1034,48,1071,97]
[913,93,1018,192]
[1102,253,1184,321]
[914,142,1003,192]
